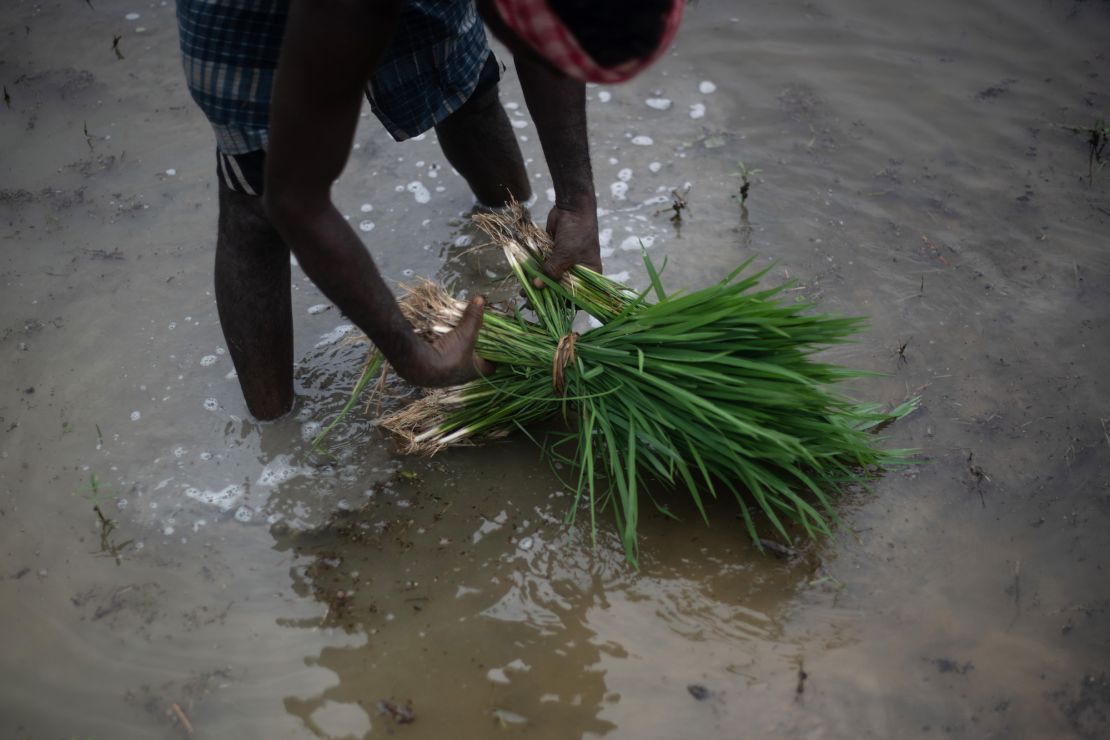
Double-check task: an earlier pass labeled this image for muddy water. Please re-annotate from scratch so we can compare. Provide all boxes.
[2,0,1109,737]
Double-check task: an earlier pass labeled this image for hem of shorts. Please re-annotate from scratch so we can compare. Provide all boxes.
[212,45,490,149]
[374,52,489,142]
[212,125,269,156]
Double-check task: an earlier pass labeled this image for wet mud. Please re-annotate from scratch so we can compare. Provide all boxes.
[1,0,1109,738]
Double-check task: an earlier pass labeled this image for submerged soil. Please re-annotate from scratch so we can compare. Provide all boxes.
[1,0,1108,737]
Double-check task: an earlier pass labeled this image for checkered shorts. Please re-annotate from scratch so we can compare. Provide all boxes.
[177,0,496,191]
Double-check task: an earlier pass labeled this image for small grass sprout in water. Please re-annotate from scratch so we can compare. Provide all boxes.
[76,473,133,564]
[735,160,761,206]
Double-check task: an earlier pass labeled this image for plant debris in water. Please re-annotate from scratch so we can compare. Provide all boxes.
[1060,118,1108,187]
[317,205,916,565]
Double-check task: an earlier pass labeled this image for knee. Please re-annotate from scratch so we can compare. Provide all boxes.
[219,177,272,232]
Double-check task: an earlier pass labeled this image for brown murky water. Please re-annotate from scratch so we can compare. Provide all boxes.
[2,0,1109,737]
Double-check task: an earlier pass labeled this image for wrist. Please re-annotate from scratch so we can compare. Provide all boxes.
[379,322,426,383]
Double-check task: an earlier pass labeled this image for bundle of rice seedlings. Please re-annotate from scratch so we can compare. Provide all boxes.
[325,205,916,564]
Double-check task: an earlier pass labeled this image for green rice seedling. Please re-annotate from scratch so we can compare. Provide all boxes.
[322,206,916,564]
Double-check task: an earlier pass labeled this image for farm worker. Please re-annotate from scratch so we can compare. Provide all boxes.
[176,0,683,419]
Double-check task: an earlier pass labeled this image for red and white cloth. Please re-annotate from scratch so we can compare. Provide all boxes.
[492,0,683,83]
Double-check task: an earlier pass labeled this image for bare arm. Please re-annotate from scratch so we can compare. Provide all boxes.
[265,0,487,386]
[515,53,602,283]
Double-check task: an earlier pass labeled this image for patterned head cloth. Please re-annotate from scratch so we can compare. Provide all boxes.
[492,0,683,84]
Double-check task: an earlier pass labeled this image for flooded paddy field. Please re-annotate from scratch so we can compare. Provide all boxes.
[1,0,1108,737]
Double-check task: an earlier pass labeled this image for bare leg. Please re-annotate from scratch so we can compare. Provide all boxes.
[215,179,294,420]
[435,85,532,207]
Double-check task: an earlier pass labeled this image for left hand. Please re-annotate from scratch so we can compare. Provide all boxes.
[534,205,602,287]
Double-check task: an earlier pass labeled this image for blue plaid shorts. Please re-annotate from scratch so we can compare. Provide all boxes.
[177,0,495,158]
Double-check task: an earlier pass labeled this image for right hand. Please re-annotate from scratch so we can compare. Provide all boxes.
[396,297,494,387]
[532,204,603,288]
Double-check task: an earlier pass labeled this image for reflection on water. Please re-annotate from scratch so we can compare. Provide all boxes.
[271,443,813,738]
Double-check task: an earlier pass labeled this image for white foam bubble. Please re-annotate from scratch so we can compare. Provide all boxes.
[315,324,355,347]
[607,157,619,165]
[598,228,612,249]
[631,136,654,146]
[545,187,556,203]
[165,168,176,176]
[125,12,140,21]
[185,484,242,512]
[620,235,655,251]
[698,80,717,94]
[307,304,328,315]
[511,119,528,129]
[646,97,673,110]
[454,235,472,248]
[597,91,612,103]
[130,410,141,421]
[648,161,663,173]
[203,398,219,411]
[359,220,375,232]
[199,354,217,367]
[487,668,510,684]
[609,181,629,200]
[257,455,303,487]
[406,181,431,204]
[689,103,706,119]
[233,506,254,523]
[617,168,633,182]
[360,203,373,213]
